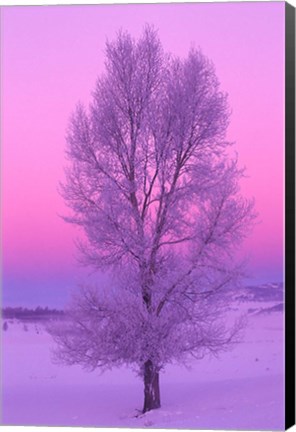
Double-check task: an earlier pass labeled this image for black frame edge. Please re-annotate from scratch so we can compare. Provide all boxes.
[285,1,296,430]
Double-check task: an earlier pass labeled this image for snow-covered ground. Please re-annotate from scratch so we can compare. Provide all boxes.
[1,300,284,430]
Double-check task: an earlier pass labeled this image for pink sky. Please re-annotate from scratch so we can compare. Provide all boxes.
[1,2,285,306]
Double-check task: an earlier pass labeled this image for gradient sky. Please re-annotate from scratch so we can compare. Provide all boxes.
[1,2,285,307]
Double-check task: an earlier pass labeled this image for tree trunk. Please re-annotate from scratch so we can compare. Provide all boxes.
[143,359,161,413]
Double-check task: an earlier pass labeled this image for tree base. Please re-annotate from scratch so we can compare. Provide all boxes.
[143,360,161,413]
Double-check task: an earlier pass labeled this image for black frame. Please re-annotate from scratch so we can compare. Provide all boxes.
[285,1,295,430]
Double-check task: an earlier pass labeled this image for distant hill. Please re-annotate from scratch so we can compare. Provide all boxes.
[1,282,284,323]
[1,306,65,322]
[234,282,284,303]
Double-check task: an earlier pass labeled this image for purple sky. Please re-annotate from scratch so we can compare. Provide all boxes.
[1,2,285,307]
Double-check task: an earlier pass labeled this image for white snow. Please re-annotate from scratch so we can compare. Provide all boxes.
[1,303,284,430]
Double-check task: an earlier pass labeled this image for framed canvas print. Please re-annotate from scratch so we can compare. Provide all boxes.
[0,1,295,431]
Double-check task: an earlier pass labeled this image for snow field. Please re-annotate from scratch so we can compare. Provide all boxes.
[1,306,284,430]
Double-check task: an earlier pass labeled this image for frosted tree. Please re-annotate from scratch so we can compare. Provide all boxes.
[51,26,255,413]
